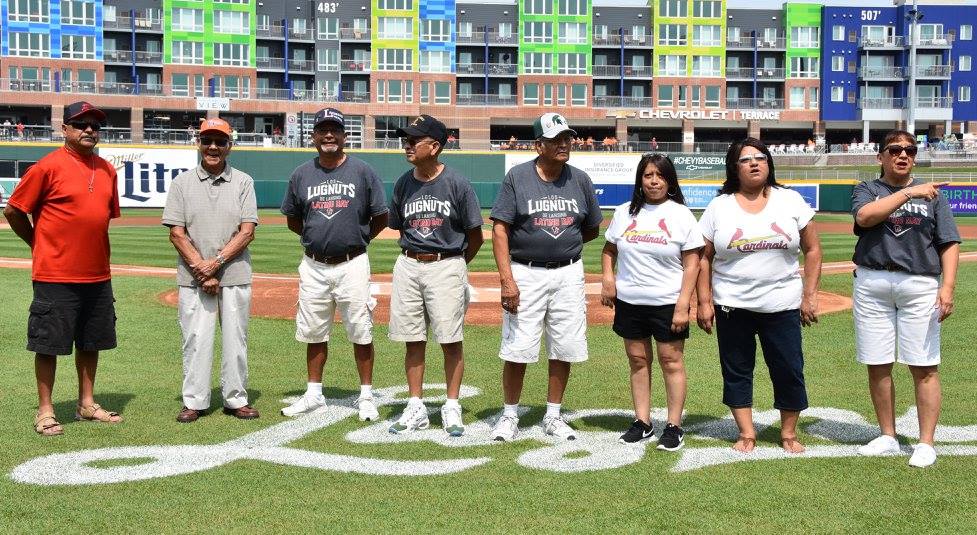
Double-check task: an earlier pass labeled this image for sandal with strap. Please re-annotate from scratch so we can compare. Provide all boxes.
[34,412,64,436]
[75,403,123,424]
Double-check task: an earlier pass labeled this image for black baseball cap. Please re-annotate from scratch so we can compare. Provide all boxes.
[396,115,448,146]
[313,108,345,130]
[64,101,107,123]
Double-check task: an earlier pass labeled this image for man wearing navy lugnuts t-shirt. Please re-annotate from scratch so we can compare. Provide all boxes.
[489,112,602,442]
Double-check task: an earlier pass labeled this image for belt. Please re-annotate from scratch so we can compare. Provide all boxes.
[871,262,907,273]
[304,246,365,265]
[403,250,463,263]
[511,256,580,269]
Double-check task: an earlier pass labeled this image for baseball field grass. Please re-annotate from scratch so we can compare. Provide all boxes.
[1,218,977,533]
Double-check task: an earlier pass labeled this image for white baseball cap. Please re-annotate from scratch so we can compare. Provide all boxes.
[533,113,577,139]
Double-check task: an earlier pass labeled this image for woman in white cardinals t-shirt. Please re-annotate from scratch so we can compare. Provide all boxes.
[696,138,823,454]
[601,153,703,450]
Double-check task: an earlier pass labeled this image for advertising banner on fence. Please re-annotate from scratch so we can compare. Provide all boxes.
[503,152,726,180]
[100,147,197,207]
[941,185,977,214]
[682,184,819,210]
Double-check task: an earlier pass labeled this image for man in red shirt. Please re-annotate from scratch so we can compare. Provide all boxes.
[4,101,123,436]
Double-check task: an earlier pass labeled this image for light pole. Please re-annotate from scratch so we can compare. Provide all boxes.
[904,0,922,136]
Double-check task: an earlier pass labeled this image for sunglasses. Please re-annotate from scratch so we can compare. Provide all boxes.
[883,144,917,158]
[199,137,230,148]
[736,153,768,164]
[402,137,435,148]
[67,121,101,132]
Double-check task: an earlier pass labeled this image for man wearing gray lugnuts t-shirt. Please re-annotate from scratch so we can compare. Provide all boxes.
[386,114,483,437]
[489,112,602,442]
[279,108,389,421]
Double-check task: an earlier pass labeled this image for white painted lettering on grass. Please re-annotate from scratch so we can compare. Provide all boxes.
[9,384,977,485]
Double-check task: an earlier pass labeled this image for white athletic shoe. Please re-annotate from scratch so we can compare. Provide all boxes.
[857,434,901,456]
[281,394,326,417]
[357,396,379,422]
[543,415,578,441]
[441,405,465,437]
[908,443,937,468]
[388,402,430,434]
[491,414,520,442]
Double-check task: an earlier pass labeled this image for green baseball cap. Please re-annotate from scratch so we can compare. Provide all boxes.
[533,113,577,139]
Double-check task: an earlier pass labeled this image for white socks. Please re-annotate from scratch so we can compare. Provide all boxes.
[444,398,460,410]
[306,382,323,398]
[503,403,520,418]
[407,396,424,407]
[360,384,373,398]
[545,402,561,420]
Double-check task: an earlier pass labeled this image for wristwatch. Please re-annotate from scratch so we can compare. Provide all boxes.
[216,253,227,266]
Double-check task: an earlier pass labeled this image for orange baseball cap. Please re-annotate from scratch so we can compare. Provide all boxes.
[199,118,232,137]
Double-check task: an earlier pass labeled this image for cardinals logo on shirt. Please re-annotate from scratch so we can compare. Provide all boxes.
[308,180,356,220]
[726,222,791,252]
[404,195,452,239]
[621,218,671,245]
[527,195,580,239]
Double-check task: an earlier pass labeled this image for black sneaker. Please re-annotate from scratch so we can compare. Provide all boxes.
[619,420,655,444]
[657,423,685,451]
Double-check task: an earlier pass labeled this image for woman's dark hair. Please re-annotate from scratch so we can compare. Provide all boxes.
[628,153,685,216]
[878,129,916,178]
[720,137,782,195]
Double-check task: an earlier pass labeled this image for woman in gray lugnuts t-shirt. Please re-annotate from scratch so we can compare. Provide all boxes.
[850,129,961,468]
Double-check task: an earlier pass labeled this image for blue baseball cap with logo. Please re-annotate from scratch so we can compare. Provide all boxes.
[313,108,345,130]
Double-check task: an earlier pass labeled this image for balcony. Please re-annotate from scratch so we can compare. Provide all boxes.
[725,67,755,80]
[859,35,904,49]
[756,68,786,80]
[256,57,286,70]
[256,24,285,39]
[756,37,787,50]
[456,63,517,76]
[288,59,316,73]
[914,64,952,78]
[592,33,653,47]
[592,65,652,78]
[288,27,315,42]
[913,34,953,48]
[859,97,905,109]
[104,50,162,64]
[339,28,371,41]
[339,91,370,103]
[726,98,784,109]
[456,31,519,45]
[340,59,371,73]
[592,96,654,108]
[915,96,953,121]
[726,36,755,49]
[456,94,518,106]
[917,96,953,108]
[103,50,132,63]
[859,66,904,80]
[103,15,162,32]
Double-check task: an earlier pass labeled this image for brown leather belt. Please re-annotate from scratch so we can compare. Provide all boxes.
[511,256,580,269]
[305,246,365,265]
[403,250,463,263]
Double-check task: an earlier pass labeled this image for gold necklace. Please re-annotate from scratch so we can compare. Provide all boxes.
[69,148,96,193]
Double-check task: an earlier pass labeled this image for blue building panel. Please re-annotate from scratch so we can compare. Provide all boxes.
[1,0,103,59]
[419,0,456,73]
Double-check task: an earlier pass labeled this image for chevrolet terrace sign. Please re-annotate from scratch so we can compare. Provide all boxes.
[636,109,781,121]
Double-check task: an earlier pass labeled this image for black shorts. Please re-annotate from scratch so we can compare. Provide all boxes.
[612,298,689,343]
[27,281,117,355]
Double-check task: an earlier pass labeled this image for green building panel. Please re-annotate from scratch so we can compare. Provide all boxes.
[518,0,592,75]
[652,0,726,77]
[372,0,420,71]
[163,0,256,67]
[785,2,822,78]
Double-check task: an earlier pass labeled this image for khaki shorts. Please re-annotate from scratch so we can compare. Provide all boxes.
[295,253,374,345]
[388,254,470,344]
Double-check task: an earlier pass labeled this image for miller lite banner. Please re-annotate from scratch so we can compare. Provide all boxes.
[100,148,197,207]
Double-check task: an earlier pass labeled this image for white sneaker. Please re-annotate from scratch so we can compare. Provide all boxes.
[388,402,430,434]
[543,415,578,441]
[441,405,465,437]
[908,443,937,468]
[356,396,379,422]
[281,394,326,417]
[857,434,901,456]
[491,414,519,442]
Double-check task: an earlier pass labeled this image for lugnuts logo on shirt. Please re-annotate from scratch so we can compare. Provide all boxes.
[528,195,579,239]
[621,218,671,245]
[726,222,791,252]
[307,180,356,220]
[404,194,452,239]
[884,196,929,237]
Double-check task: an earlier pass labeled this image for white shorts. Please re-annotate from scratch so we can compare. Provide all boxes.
[388,255,470,344]
[500,260,588,363]
[853,266,941,366]
[295,253,374,345]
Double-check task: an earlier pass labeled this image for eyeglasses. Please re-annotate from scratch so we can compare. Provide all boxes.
[67,121,101,132]
[199,137,230,148]
[402,137,435,148]
[883,144,918,158]
[736,153,768,164]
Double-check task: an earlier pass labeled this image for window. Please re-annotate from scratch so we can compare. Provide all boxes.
[727,26,740,43]
[420,82,429,103]
[61,1,96,25]
[377,80,386,102]
[658,55,686,76]
[378,0,412,10]
[657,85,673,107]
[420,51,452,73]
[499,23,513,39]
[8,32,50,57]
[422,19,451,42]
[962,25,973,41]
[10,0,47,22]
[790,87,805,109]
[705,86,720,107]
[692,56,720,76]
[435,81,451,104]
[659,0,686,17]
[831,86,843,102]
[693,25,721,46]
[524,0,551,16]
[523,83,539,105]
[173,9,204,32]
[558,0,585,16]
[214,10,249,35]
[833,25,845,41]
[543,84,553,106]
[632,25,647,43]
[790,56,819,78]
[317,18,339,39]
[832,56,844,72]
[691,86,700,106]
[594,24,608,41]
[659,25,687,46]
[678,86,687,107]
[693,1,721,18]
[524,53,552,74]
[960,86,971,102]
[214,43,249,66]
[558,23,587,45]
[316,48,338,71]
[917,24,944,42]
[458,22,472,38]
[810,87,818,109]
[387,80,413,104]
[172,41,204,64]
[961,56,972,72]
[557,85,567,106]
[194,74,205,97]
[377,48,412,70]
[104,5,116,22]
[791,27,820,48]
[378,17,413,39]
[172,73,190,97]
[524,22,553,44]
[571,84,587,106]
[61,35,95,60]
[557,53,587,75]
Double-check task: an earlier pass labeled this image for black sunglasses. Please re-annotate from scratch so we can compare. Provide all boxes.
[67,121,101,132]
[883,144,917,158]
[199,137,230,148]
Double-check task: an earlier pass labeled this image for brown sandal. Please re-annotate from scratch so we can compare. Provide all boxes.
[75,403,123,423]
[34,412,64,436]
